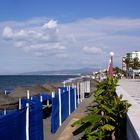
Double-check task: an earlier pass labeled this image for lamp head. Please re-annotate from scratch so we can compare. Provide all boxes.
[110,52,114,56]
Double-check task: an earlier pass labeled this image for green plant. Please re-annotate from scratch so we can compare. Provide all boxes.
[132,57,140,70]
[72,78,131,140]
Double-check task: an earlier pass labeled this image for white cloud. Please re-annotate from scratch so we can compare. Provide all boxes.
[83,46,103,55]
[2,26,13,39]
[1,17,140,70]
[27,43,65,51]
[42,20,57,29]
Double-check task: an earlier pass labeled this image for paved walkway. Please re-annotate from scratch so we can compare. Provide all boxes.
[116,78,140,139]
[118,79,140,104]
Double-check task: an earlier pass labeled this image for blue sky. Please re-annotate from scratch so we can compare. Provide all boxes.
[0,0,140,74]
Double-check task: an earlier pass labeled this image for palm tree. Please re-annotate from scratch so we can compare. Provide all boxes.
[124,53,132,78]
[132,57,140,70]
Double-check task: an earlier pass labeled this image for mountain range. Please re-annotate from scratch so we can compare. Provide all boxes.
[21,68,98,75]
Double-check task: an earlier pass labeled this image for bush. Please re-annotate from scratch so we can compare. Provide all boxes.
[72,77,131,140]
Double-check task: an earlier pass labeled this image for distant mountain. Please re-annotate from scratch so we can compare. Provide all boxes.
[20,68,98,75]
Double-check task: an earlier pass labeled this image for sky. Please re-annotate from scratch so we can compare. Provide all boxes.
[0,0,140,74]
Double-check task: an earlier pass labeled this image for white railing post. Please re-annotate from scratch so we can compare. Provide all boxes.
[72,83,74,88]
[80,82,83,102]
[66,86,69,91]
[4,90,7,95]
[19,98,21,109]
[85,81,87,93]
[40,95,43,103]
[27,90,30,99]
[68,85,71,115]
[58,88,62,126]
[4,109,6,115]
[74,85,77,109]
[63,81,66,87]
[83,82,85,100]
[47,100,49,106]
[77,82,80,104]
[52,91,55,98]
[26,103,29,140]
[87,81,90,93]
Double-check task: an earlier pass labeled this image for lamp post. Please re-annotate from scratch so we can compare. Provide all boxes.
[108,52,114,77]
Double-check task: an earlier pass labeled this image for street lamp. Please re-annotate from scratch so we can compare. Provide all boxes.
[108,52,114,77]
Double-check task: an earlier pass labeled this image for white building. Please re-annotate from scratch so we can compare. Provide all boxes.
[122,51,140,71]
[131,51,140,60]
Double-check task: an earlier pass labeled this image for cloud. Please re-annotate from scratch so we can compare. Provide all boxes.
[2,26,13,40]
[83,46,103,55]
[41,20,57,29]
[1,17,140,70]
[2,19,63,56]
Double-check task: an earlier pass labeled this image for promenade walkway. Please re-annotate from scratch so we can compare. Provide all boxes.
[118,79,140,104]
[116,78,140,140]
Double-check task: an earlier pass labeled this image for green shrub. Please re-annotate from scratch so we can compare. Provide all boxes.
[72,78,131,140]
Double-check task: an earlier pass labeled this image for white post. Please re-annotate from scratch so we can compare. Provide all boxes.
[85,81,87,93]
[72,83,74,88]
[80,82,83,102]
[74,85,77,109]
[26,103,29,140]
[66,86,69,91]
[63,81,66,87]
[30,97,33,100]
[47,100,49,106]
[68,85,71,115]
[58,88,62,126]
[40,95,43,102]
[82,82,85,100]
[77,83,80,104]
[133,72,135,79]
[4,90,7,95]
[84,81,86,93]
[19,98,21,109]
[4,109,6,115]
[87,81,90,93]
[27,90,30,99]
[52,92,55,98]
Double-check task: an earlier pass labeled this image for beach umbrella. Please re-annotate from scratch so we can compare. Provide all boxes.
[49,82,63,90]
[41,84,56,92]
[9,84,50,98]
[0,93,18,109]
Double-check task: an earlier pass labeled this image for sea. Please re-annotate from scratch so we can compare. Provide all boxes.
[0,75,78,91]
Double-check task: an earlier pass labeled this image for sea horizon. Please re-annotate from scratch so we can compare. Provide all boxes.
[0,75,78,91]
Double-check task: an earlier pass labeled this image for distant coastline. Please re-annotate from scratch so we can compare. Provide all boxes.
[19,68,97,76]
